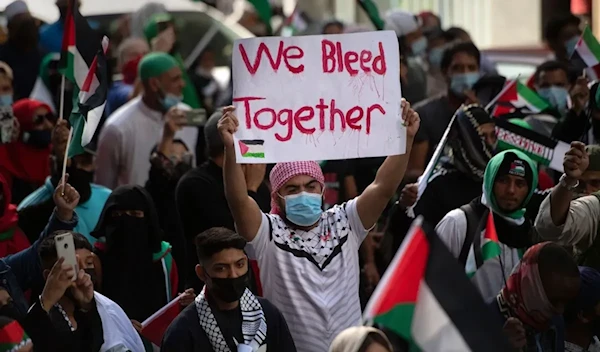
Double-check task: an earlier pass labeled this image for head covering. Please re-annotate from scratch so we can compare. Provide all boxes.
[269,161,325,214]
[448,104,495,181]
[501,242,557,331]
[122,55,142,85]
[0,316,31,352]
[483,150,538,220]
[0,99,53,185]
[329,327,392,352]
[91,185,167,321]
[138,52,178,81]
[204,109,224,157]
[130,2,167,39]
[384,10,419,38]
[586,145,600,172]
[0,174,17,233]
[0,62,13,81]
[4,1,29,22]
[143,13,173,42]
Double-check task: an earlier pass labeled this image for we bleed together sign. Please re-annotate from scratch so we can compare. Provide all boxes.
[232,31,404,163]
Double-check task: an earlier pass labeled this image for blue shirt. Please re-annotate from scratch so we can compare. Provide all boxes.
[39,21,64,54]
[18,177,111,245]
[106,81,134,117]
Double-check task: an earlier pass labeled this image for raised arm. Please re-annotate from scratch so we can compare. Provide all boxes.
[94,124,121,189]
[355,99,420,229]
[548,142,588,226]
[219,107,264,241]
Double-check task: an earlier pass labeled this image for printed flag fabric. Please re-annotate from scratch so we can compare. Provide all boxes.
[60,0,109,157]
[247,0,273,35]
[363,216,511,352]
[464,211,502,277]
[571,25,600,68]
[357,0,385,30]
[141,296,183,347]
[492,80,549,117]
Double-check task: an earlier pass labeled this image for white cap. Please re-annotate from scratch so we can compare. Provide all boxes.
[384,9,420,37]
[4,0,29,21]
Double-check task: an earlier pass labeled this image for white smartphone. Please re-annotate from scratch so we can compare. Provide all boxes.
[55,233,78,281]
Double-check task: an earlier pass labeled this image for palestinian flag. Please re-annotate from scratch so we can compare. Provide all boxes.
[357,0,385,30]
[363,216,510,351]
[281,9,308,37]
[570,25,600,68]
[247,0,273,35]
[492,80,549,117]
[239,139,265,158]
[465,212,502,277]
[60,0,109,157]
[0,320,31,351]
[141,295,183,347]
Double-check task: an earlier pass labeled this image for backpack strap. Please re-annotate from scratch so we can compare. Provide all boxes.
[458,203,480,266]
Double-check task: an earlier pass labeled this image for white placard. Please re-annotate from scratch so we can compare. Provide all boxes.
[232,31,404,163]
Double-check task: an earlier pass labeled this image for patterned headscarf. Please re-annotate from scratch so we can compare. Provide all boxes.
[448,104,495,181]
[500,242,557,331]
[269,161,325,214]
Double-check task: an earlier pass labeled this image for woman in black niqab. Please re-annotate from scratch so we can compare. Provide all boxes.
[92,185,176,322]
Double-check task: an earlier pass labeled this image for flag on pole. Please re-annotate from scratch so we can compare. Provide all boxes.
[491,80,549,117]
[59,0,109,157]
[363,217,511,352]
[570,25,600,68]
[141,295,183,347]
[247,0,273,35]
[356,0,385,30]
[465,212,502,277]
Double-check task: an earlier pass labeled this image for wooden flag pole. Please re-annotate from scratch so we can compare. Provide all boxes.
[60,127,73,195]
[58,75,66,121]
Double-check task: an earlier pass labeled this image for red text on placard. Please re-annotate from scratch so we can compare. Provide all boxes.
[238,41,305,75]
[322,41,386,76]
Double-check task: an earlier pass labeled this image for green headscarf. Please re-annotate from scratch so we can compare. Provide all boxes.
[39,52,61,88]
[483,149,538,220]
[142,13,201,109]
[138,52,179,81]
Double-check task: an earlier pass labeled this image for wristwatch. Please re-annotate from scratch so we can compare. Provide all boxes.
[559,173,579,191]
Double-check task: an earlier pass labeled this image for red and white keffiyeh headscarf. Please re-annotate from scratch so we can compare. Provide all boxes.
[269,161,325,214]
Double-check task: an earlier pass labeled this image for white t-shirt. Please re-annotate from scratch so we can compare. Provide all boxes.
[248,199,368,352]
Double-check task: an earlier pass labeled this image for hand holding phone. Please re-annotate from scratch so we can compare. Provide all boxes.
[184,108,207,126]
[55,233,78,281]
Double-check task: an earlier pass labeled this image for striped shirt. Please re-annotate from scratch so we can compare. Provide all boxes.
[248,199,368,352]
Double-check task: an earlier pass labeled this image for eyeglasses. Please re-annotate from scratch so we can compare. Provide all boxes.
[33,113,56,125]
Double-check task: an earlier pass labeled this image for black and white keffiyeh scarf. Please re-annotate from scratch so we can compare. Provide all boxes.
[195,287,267,352]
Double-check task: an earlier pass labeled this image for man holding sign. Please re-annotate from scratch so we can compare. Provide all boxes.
[219,99,419,351]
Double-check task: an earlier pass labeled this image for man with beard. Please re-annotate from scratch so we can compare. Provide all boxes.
[18,120,111,245]
[0,1,43,100]
[436,150,539,301]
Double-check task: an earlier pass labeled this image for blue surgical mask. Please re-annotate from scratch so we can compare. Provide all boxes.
[449,72,480,96]
[410,37,428,57]
[537,86,569,113]
[282,191,322,226]
[0,94,12,107]
[428,47,445,69]
[565,35,580,57]
[161,92,183,111]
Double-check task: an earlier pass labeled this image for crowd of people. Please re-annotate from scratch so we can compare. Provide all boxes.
[0,0,599,351]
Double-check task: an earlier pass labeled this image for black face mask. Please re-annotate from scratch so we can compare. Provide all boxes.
[23,130,51,149]
[66,167,93,203]
[84,268,97,288]
[207,270,249,303]
[0,302,24,323]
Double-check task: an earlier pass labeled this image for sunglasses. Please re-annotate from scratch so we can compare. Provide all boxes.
[33,113,56,125]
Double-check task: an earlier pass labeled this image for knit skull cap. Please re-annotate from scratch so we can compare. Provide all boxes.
[586,145,600,172]
[269,161,325,214]
[384,9,420,38]
[138,52,178,81]
[4,1,29,22]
